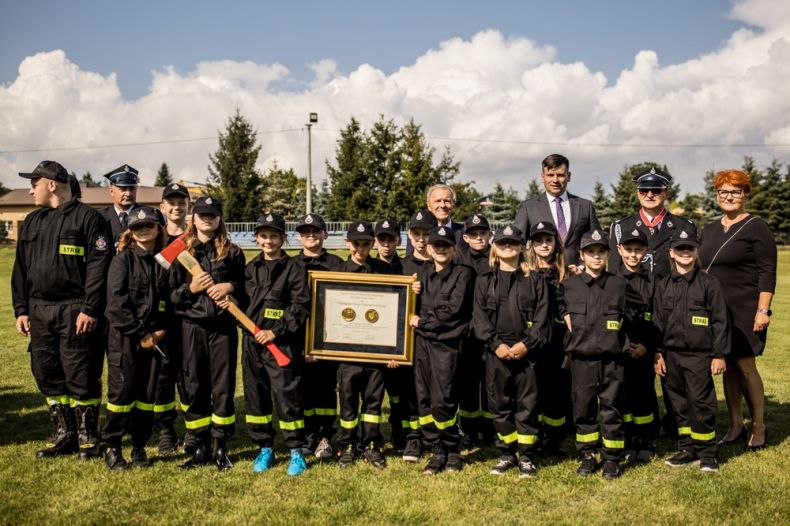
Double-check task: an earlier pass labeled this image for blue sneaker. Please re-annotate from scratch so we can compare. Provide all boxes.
[252,447,275,473]
[287,448,308,476]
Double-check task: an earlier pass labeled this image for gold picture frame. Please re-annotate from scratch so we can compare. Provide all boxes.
[305,271,417,365]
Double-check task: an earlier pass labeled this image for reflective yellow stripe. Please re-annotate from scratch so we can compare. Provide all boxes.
[360,413,382,424]
[303,409,316,417]
[518,434,539,445]
[180,402,190,413]
[457,409,481,419]
[107,402,135,413]
[59,244,85,256]
[315,408,337,416]
[154,401,176,413]
[633,414,654,425]
[135,401,154,411]
[46,395,70,406]
[185,416,211,429]
[691,316,709,327]
[644,312,652,322]
[623,413,634,423]
[279,419,305,430]
[691,430,716,441]
[606,320,620,330]
[212,414,235,425]
[576,432,600,443]
[419,415,435,426]
[340,418,359,429]
[401,419,420,430]
[526,321,534,328]
[246,414,273,425]
[541,415,566,427]
[602,438,625,449]
[480,411,492,419]
[498,431,518,444]
[264,308,284,319]
[158,300,166,312]
[72,398,100,407]
[389,396,400,404]
[434,415,457,430]
[678,426,692,436]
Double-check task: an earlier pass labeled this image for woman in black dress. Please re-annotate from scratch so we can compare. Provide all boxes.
[699,169,776,450]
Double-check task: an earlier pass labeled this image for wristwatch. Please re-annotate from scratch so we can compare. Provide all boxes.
[757,308,772,316]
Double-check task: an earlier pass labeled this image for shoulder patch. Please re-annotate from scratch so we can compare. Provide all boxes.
[95,235,108,252]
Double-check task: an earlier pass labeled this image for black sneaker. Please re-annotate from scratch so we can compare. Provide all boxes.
[490,455,518,475]
[577,452,597,476]
[445,452,463,472]
[635,448,656,462]
[462,431,478,450]
[601,460,622,480]
[338,445,356,468]
[700,457,720,473]
[131,447,150,468]
[402,439,422,462]
[518,457,538,478]
[665,450,700,468]
[362,444,387,469]
[422,450,447,475]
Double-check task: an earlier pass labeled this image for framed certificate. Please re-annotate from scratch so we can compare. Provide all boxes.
[305,271,417,365]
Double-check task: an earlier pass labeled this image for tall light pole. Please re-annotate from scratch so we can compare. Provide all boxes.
[306,112,318,213]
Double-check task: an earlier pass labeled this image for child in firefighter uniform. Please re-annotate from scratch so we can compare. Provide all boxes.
[558,229,646,479]
[411,226,474,475]
[169,197,246,470]
[654,229,730,473]
[244,213,311,476]
[295,213,343,460]
[336,221,394,468]
[473,225,550,478]
[102,207,170,470]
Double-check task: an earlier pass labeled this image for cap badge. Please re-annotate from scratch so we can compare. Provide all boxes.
[124,165,131,173]
[503,226,513,235]
[357,223,365,232]
[416,212,423,220]
[472,215,481,225]
[636,220,642,227]
[667,221,673,228]
[382,220,390,228]
[266,214,273,222]
[537,222,544,229]
[439,227,446,235]
[206,198,213,205]
[137,210,146,219]
[632,229,639,236]
[171,184,179,189]
[649,167,656,175]
[305,214,313,224]
[680,230,688,239]
[592,231,602,241]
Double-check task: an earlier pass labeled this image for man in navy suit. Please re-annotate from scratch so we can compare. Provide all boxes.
[513,154,600,271]
[98,164,141,244]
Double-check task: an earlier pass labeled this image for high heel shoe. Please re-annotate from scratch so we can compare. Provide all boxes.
[717,426,748,446]
[747,428,768,451]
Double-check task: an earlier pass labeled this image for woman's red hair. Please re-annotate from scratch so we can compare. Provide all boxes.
[714,169,751,194]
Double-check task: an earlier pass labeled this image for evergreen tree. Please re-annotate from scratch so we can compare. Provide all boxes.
[80,171,100,188]
[451,181,484,223]
[591,180,615,232]
[312,179,331,219]
[748,158,784,234]
[677,193,704,227]
[155,162,173,186]
[366,116,402,217]
[260,162,306,221]
[485,183,521,222]
[326,118,372,221]
[206,109,264,222]
[700,170,720,224]
[525,178,542,199]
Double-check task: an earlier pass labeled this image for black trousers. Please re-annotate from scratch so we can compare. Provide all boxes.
[414,336,461,451]
[571,353,625,461]
[383,366,420,444]
[536,334,571,445]
[623,353,658,448]
[154,328,181,429]
[28,302,103,405]
[485,352,539,456]
[665,350,718,459]
[458,337,493,436]
[336,363,385,448]
[302,360,338,442]
[180,318,237,442]
[102,328,161,448]
[242,336,305,450]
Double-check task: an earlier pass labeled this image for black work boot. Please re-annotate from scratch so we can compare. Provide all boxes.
[180,439,212,469]
[212,438,233,471]
[104,446,129,471]
[158,425,179,455]
[75,405,102,460]
[131,447,150,468]
[36,403,78,459]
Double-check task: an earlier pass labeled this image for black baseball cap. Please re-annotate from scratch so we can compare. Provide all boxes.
[103,164,140,187]
[162,183,189,200]
[428,226,455,246]
[127,206,163,229]
[618,227,648,246]
[18,160,70,183]
[192,196,223,216]
[492,225,524,244]
[347,221,375,241]
[580,229,609,250]
[375,219,400,238]
[529,221,557,239]
[634,167,672,190]
[255,213,286,234]
[670,229,699,249]
[296,213,327,232]
[408,209,436,230]
[464,213,491,232]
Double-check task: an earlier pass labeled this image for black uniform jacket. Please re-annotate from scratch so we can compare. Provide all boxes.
[106,246,171,339]
[169,239,246,322]
[609,212,697,278]
[456,244,491,275]
[244,252,310,341]
[12,198,113,318]
[338,255,393,275]
[400,253,430,277]
[653,267,731,357]
[513,192,600,267]
[415,260,474,341]
[99,204,138,244]
[473,268,551,354]
[296,248,343,273]
[557,271,646,356]
[616,266,660,353]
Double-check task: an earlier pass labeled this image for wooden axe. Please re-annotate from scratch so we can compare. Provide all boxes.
[155,233,291,366]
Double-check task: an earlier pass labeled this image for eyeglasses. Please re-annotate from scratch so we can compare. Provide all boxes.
[716,189,744,198]
[638,188,665,196]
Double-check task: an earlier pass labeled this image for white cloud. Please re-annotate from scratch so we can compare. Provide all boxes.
[2,0,790,206]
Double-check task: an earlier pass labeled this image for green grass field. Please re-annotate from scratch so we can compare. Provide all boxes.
[0,247,788,525]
